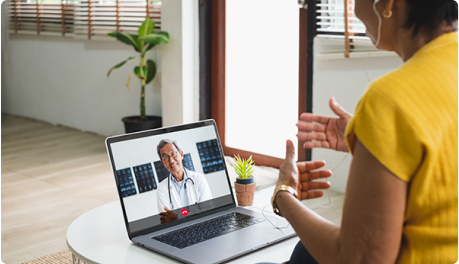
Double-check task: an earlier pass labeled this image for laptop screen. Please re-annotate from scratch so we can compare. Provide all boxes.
[106,120,235,235]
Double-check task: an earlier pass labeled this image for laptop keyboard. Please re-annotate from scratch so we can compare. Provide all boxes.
[152,212,265,249]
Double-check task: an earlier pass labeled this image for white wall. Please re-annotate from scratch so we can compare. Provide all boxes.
[1,1,162,136]
[160,0,200,127]
[312,40,403,193]
[1,0,200,136]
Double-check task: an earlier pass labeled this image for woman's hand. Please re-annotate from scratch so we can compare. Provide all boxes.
[297,160,331,200]
[297,97,352,152]
[276,140,331,201]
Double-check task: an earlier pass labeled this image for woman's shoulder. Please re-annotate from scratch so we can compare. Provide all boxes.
[364,40,457,112]
[415,31,458,58]
[369,32,457,96]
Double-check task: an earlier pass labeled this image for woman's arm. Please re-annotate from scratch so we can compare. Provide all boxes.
[275,138,407,264]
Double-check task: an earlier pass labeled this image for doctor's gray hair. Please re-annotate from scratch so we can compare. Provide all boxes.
[157,139,183,158]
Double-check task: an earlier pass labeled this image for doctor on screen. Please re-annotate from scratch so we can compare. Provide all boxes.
[156,139,212,214]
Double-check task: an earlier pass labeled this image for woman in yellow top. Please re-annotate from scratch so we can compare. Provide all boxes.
[269,0,458,263]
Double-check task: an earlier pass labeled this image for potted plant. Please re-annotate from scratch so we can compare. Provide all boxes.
[107,17,170,133]
[233,155,256,206]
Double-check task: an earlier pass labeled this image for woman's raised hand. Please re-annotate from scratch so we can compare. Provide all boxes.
[296,97,352,152]
[276,140,331,201]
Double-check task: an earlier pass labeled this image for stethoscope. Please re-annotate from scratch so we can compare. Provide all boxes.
[167,168,197,209]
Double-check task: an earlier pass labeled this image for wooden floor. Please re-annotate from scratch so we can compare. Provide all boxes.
[2,116,119,264]
[1,115,344,264]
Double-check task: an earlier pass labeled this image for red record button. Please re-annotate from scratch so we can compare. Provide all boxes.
[181,209,188,216]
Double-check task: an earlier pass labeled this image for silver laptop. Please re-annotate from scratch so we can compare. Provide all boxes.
[105,120,296,264]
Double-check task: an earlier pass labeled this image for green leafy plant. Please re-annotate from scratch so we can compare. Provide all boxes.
[233,155,255,179]
[107,17,170,121]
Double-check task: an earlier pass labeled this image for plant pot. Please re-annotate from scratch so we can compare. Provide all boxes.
[236,177,254,184]
[234,180,256,206]
[122,115,162,133]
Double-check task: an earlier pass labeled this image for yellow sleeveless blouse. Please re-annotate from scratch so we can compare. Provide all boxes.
[345,32,458,263]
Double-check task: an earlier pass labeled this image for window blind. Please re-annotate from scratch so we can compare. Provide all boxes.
[314,0,459,59]
[8,0,75,36]
[8,0,161,39]
[313,36,396,59]
[318,1,459,38]
[315,0,374,58]
[316,0,366,38]
[73,0,161,40]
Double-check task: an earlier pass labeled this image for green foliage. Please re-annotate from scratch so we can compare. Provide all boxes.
[107,57,135,77]
[233,155,255,179]
[107,32,141,52]
[134,66,147,79]
[138,18,155,38]
[139,31,170,46]
[145,60,157,84]
[106,17,170,120]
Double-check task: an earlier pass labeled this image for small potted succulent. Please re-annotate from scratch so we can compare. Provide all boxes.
[233,155,256,206]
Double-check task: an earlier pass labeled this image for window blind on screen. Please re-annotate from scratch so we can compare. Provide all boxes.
[8,0,161,40]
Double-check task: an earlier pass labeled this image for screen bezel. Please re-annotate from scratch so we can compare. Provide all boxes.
[105,119,236,239]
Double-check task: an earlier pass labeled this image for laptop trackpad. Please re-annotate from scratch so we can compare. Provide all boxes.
[203,226,279,253]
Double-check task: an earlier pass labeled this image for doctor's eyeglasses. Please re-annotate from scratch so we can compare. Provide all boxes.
[161,151,179,163]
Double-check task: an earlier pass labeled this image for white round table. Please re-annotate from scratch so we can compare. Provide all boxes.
[66,187,299,264]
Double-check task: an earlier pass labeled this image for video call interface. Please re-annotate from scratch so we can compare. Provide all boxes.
[109,125,234,233]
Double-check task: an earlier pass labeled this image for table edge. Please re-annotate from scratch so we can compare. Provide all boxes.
[67,238,101,264]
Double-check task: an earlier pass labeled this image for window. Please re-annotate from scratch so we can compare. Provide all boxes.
[314,0,393,58]
[8,0,76,36]
[225,0,299,160]
[316,0,366,39]
[210,0,302,167]
[7,0,162,39]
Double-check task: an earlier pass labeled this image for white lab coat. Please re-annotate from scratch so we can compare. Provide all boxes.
[157,169,212,212]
